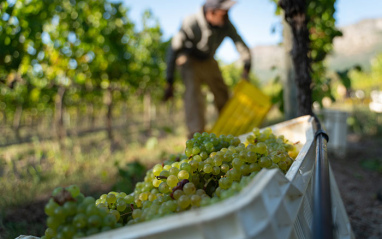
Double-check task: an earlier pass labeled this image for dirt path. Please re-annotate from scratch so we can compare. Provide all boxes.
[330,134,382,239]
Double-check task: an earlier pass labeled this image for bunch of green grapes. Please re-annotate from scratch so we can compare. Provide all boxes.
[185,132,240,158]
[95,191,133,225]
[41,129,299,238]
[41,185,121,239]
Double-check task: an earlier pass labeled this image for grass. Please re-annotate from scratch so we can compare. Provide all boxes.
[0,118,189,238]
[0,127,188,209]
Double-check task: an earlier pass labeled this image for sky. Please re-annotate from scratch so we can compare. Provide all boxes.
[116,0,382,63]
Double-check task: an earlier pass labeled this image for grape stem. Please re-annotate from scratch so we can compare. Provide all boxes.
[203,177,214,190]
[121,211,133,216]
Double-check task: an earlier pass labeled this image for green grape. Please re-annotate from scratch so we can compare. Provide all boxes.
[259,156,272,168]
[66,185,80,198]
[62,225,76,238]
[167,175,179,188]
[132,209,142,219]
[204,157,213,165]
[219,177,232,190]
[213,156,223,166]
[153,164,163,176]
[196,189,206,196]
[83,196,96,205]
[249,163,261,172]
[255,142,267,154]
[203,164,213,173]
[246,151,257,163]
[278,161,288,171]
[103,214,117,227]
[52,187,63,196]
[169,167,180,176]
[178,170,189,180]
[200,151,209,160]
[198,161,205,171]
[185,148,193,157]
[53,206,66,219]
[159,170,170,178]
[44,199,59,216]
[180,163,192,172]
[63,201,77,216]
[190,194,202,207]
[173,162,182,169]
[86,227,99,236]
[178,195,191,209]
[73,213,87,228]
[232,158,243,169]
[87,202,101,214]
[183,182,196,195]
[192,147,201,155]
[189,160,199,171]
[220,163,230,173]
[212,166,220,175]
[47,216,61,230]
[240,164,251,176]
[118,192,127,198]
[158,182,171,194]
[139,192,150,201]
[45,227,56,238]
[110,210,120,221]
[95,199,102,206]
[124,195,134,204]
[135,199,142,208]
[230,168,241,181]
[116,200,127,211]
[272,154,282,163]
[163,165,172,171]
[186,140,194,148]
[148,194,157,202]
[152,178,162,187]
[172,190,184,200]
[215,187,222,197]
[166,200,178,212]
[269,163,279,169]
[246,134,255,144]
[200,197,211,207]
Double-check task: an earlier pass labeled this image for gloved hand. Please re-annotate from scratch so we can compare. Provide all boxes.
[163,82,174,101]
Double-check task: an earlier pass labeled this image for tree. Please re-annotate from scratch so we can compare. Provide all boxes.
[278,0,313,116]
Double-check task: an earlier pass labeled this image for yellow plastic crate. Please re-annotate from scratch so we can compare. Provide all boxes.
[210,80,272,136]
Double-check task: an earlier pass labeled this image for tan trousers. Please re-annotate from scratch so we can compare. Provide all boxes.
[178,55,229,138]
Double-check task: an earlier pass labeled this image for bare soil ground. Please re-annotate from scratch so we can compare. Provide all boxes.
[330,134,382,239]
[1,134,381,239]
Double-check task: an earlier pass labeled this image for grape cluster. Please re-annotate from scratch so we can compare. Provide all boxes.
[41,186,121,239]
[42,129,299,238]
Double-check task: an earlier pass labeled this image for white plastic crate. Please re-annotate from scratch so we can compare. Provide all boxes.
[19,116,353,239]
[82,115,354,239]
[322,109,348,157]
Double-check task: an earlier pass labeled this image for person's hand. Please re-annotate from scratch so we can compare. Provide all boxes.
[163,83,174,101]
[242,69,249,81]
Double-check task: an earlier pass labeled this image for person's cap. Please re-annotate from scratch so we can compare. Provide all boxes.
[205,0,237,10]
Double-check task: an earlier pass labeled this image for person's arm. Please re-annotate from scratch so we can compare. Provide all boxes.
[227,21,252,80]
[164,18,195,100]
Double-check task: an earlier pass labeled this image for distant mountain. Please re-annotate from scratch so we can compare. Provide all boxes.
[250,18,382,82]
